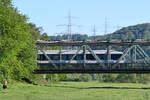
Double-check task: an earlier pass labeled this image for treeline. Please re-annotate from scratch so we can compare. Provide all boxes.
[49,23,150,41]
[41,74,150,84]
[50,34,88,41]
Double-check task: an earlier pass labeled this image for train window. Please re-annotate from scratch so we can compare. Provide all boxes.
[62,54,67,60]
[38,54,46,60]
[97,54,106,60]
[111,54,122,60]
[51,54,59,60]
[47,54,59,60]
[48,54,53,60]
[75,54,83,60]
[86,54,95,60]
[67,54,73,60]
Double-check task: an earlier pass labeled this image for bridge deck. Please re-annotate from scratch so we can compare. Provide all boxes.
[35,69,150,74]
[35,63,150,74]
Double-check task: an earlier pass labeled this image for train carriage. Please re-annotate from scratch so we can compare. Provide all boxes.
[37,50,123,62]
[37,50,125,73]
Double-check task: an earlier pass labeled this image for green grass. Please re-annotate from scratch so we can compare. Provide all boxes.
[0,81,150,100]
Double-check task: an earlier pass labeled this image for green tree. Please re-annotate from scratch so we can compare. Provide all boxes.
[28,23,41,40]
[79,74,92,82]
[0,0,11,7]
[0,0,37,82]
[102,74,118,82]
[40,33,50,40]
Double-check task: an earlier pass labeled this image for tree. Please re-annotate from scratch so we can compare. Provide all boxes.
[102,74,118,82]
[0,0,11,7]
[0,0,37,82]
[79,74,92,82]
[28,23,41,40]
[40,33,50,40]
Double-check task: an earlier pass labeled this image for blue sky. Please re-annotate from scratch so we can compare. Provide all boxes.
[13,0,150,36]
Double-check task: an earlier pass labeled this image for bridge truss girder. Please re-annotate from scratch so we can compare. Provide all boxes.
[36,41,150,74]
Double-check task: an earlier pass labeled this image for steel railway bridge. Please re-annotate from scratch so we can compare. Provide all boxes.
[36,39,150,74]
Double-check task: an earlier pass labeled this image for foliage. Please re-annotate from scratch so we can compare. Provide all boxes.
[28,23,41,40]
[50,34,88,41]
[40,33,50,40]
[96,23,150,40]
[0,0,37,82]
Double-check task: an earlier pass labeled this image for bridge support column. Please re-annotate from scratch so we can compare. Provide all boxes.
[83,45,87,70]
[106,44,111,69]
[59,46,62,70]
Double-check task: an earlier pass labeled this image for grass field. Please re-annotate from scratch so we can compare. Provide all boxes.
[0,81,150,100]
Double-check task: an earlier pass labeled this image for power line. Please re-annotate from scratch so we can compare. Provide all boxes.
[92,25,97,40]
[105,17,107,35]
[57,12,80,40]
[66,11,72,40]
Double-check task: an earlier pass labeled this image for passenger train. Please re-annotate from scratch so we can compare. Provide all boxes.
[37,50,124,63]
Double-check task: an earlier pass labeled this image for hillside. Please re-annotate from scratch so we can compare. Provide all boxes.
[50,23,150,41]
[97,23,150,40]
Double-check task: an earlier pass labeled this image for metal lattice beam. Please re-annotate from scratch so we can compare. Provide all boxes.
[40,49,58,69]
[86,45,106,68]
